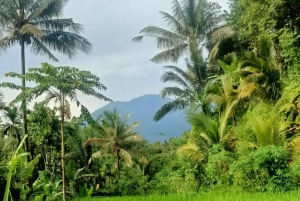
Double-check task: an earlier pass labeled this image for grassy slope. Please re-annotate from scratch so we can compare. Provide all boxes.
[74,191,300,201]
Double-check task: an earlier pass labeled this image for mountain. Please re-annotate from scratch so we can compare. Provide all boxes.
[91,94,191,142]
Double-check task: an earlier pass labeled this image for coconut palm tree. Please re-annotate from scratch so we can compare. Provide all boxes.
[133,0,222,86]
[133,0,221,63]
[84,110,148,179]
[0,0,92,157]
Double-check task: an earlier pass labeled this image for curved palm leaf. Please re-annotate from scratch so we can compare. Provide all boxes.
[133,0,222,63]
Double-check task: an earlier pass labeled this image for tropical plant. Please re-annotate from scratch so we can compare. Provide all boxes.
[205,74,253,137]
[133,0,222,87]
[133,0,222,63]
[0,0,92,158]
[27,171,62,201]
[251,115,289,147]
[3,135,41,201]
[84,109,148,179]
[153,61,209,121]
[0,106,23,145]
[65,160,94,198]
[208,25,237,66]
[238,35,282,101]
[1,63,111,201]
[178,112,219,163]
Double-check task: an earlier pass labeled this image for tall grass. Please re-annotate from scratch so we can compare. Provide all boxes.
[73,190,300,201]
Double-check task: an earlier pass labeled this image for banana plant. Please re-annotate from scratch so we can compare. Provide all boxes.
[3,135,40,201]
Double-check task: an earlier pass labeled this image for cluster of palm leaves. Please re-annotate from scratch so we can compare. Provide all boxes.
[84,110,148,179]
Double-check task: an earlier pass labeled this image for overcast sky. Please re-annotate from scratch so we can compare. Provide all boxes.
[0,0,229,117]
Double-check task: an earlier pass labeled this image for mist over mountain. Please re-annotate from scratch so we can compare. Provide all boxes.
[91,94,191,142]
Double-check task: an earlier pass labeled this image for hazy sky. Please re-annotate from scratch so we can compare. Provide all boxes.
[0,0,229,116]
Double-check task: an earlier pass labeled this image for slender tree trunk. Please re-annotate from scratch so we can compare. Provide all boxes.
[21,37,31,161]
[189,41,203,89]
[117,153,120,180]
[16,130,22,145]
[61,95,67,201]
[115,149,120,180]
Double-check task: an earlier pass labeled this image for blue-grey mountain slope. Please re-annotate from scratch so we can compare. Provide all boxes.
[91,94,191,142]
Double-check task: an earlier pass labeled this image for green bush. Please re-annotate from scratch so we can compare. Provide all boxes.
[205,145,234,187]
[230,145,293,192]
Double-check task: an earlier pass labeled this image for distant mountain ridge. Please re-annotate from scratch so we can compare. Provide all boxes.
[91,94,191,142]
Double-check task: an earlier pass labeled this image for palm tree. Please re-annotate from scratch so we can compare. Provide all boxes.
[178,112,219,163]
[205,73,259,137]
[238,34,282,101]
[133,0,221,63]
[133,0,222,86]
[0,106,22,145]
[154,60,208,121]
[251,115,288,147]
[3,63,111,201]
[84,109,148,179]
[0,0,92,157]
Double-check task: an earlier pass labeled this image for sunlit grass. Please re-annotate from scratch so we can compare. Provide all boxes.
[74,190,300,201]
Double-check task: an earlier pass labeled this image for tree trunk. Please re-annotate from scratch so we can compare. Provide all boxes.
[116,150,120,180]
[189,41,203,89]
[20,37,31,161]
[61,96,67,201]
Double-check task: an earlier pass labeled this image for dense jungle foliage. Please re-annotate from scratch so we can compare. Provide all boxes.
[1,0,300,200]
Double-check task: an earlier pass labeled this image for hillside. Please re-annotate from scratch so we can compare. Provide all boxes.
[91,94,191,142]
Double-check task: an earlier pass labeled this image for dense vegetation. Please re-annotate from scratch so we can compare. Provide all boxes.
[1,0,300,200]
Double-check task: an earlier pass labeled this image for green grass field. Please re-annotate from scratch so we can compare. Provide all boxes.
[73,191,300,201]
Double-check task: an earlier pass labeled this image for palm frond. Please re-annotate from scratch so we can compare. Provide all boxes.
[20,24,43,38]
[123,134,143,142]
[160,71,190,89]
[251,115,288,146]
[120,148,133,167]
[160,86,188,98]
[37,18,83,33]
[27,0,69,20]
[30,36,59,61]
[41,31,92,58]
[153,99,188,121]
[150,43,188,63]
[84,138,109,146]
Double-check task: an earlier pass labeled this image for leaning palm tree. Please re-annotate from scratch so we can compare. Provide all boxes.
[84,109,148,179]
[0,0,92,156]
[205,74,258,137]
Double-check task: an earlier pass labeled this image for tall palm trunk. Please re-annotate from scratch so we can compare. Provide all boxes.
[189,40,204,91]
[114,146,121,179]
[60,95,66,201]
[20,37,31,161]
